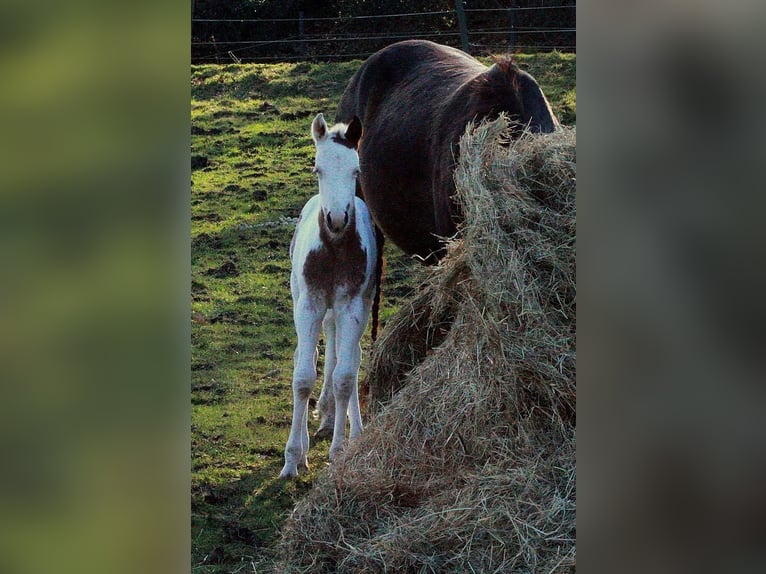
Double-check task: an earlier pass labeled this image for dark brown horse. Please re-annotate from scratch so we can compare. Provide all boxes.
[336,39,559,263]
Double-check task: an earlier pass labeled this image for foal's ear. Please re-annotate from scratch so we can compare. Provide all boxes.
[311,113,328,142]
[345,115,362,148]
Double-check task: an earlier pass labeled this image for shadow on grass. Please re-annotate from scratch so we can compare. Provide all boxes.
[192,448,330,572]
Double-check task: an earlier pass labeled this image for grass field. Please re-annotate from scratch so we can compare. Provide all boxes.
[191,52,575,572]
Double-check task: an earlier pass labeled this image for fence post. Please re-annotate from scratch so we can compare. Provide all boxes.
[299,11,306,57]
[454,0,470,53]
[508,2,516,52]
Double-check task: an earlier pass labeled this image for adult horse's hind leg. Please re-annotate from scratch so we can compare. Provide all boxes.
[315,310,336,440]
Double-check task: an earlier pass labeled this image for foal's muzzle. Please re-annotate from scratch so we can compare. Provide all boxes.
[325,209,349,234]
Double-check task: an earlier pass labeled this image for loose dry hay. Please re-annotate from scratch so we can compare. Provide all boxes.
[277,117,576,573]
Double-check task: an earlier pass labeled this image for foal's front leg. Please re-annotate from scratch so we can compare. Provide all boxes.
[314,310,336,440]
[280,300,323,479]
[329,303,366,461]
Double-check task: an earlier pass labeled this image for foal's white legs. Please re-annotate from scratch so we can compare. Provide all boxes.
[279,298,323,479]
[328,301,369,460]
[314,310,336,440]
[280,298,370,476]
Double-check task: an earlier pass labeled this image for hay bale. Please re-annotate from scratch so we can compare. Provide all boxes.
[360,256,465,410]
[277,117,576,573]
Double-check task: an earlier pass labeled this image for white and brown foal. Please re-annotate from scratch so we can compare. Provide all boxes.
[279,113,377,479]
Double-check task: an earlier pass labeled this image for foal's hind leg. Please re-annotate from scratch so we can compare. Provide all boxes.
[314,310,336,440]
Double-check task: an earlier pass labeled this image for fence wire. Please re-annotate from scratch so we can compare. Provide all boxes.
[192,4,576,63]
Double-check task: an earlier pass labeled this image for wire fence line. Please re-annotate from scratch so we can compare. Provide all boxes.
[229,45,575,63]
[192,5,577,24]
[192,29,576,47]
[192,3,576,64]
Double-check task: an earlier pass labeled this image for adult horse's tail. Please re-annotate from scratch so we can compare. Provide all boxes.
[371,225,384,342]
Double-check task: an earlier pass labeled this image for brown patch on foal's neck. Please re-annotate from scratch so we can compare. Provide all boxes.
[303,209,367,304]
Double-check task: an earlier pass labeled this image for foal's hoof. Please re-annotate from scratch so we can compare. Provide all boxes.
[278,465,297,479]
[279,459,308,479]
[314,426,333,441]
[329,445,344,462]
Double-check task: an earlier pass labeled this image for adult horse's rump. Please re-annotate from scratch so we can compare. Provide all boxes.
[336,39,558,262]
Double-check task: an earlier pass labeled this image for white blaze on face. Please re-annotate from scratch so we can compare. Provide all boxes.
[311,113,360,233]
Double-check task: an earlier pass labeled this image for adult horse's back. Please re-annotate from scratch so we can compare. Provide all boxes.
[336,39,558,262]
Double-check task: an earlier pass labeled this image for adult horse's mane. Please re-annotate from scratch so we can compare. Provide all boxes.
[489,56,520,90]
[465,57,553,138]
[493,55,517,73]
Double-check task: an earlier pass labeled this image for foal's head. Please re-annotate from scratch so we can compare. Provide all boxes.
[311,113,362,236]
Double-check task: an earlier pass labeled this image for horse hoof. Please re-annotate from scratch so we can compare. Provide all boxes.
[279,465,298,479]
[314,426,333,441]
[329,446,344,462]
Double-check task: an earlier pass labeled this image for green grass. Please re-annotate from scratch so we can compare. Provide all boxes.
[191,53,575,572]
